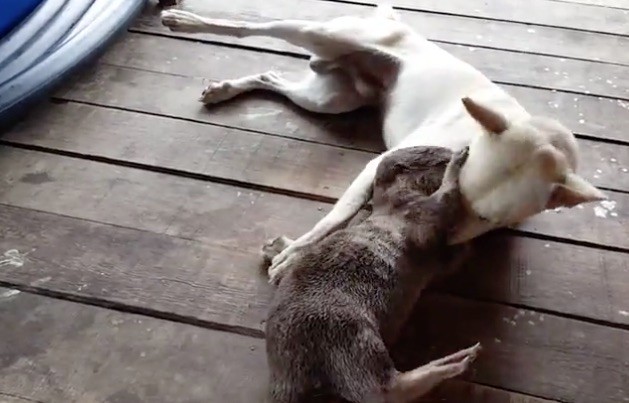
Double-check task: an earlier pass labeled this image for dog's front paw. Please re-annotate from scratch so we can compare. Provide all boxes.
[199,81,240,104]
[266,243,304,284]
[262,235,294,263]
[160,9,203,32]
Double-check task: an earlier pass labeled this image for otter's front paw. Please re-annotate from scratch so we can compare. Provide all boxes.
[443,146,469,185]
[261,236,293,263]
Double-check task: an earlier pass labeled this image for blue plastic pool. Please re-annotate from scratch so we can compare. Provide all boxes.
[0,0,44,39]
[0,0,146,129]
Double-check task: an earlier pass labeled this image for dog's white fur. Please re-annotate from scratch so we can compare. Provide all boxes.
[161,5,606,279]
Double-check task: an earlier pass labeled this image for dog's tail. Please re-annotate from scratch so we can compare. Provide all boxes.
[374,3,400,21]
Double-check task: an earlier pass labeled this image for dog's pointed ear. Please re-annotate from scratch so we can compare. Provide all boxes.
[546,173,607,209]
[462,97,509,135]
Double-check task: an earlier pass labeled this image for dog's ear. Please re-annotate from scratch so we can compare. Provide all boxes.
[462,97,509,135]
[533,145,606,208]
[534,144,566,181]
[546,173,607,209]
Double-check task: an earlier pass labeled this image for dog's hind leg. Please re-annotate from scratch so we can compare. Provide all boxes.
[200,70,372,113]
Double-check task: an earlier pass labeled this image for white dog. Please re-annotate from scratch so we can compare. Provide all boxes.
[160,5,606,280]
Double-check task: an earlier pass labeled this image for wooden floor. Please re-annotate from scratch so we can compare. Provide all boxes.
[1,0,628,402]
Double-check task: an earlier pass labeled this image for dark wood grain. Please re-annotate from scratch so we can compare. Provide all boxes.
[138,0,629,66]
[5,102,628,196]
[1,1,626,402]
[115,29,629,100]
[0,291,561,403]
[0,209,626,402]
[0,147,329,255]
[396,294,629,403]
[423,380,560,403]
[443,233,629,325]
[56,35,629,145]
[0,148,628,326]
[2,102,374,200]
[0,292,268,403]
[5,102,628,250]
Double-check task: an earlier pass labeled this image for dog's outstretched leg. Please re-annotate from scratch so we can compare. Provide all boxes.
[200,70,371,113]
[161,9,404,59]
[161,10,344,57]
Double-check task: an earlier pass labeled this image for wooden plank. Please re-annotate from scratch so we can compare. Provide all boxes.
[0,293,550,403]
[506,87,629,144]
[4,111,629,250]
[519,192,628,251]
[0,292,268,402]
[0,293,561,403]
[396,294,629,403]
[116,30,628,101]
[0,393,36,403]
[0,223,626,403]
[58,63,385,152]
[136,0,629,66]
[315,0,629,35]
[0,148,328,255]
[0,202,271,335]
[5,102,629,196]
[555,0,629,8]
[59,37,629,145]
[4,102,374,200]
[443,233,629,326]
[0,149,628,326]
[425,380,560,403]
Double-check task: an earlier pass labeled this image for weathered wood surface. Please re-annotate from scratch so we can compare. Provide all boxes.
[1,149,628,327]
[55,34,629,148]
[3,102,375,200]
[0,148,328,255]
[4,102,628,196]
[0,291,560,403]
[122,24,629,100]
[396,295,629,403]
[0,292,268,403]
[558,0,629,8]
[4,104,628,251]
[424,380,560,403]
[0,222,626,403]
[2,0,628,400]
[0,393,42,403]
[139,0,629,65]
[315,0,629,35]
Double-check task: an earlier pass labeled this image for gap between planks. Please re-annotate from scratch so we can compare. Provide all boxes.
[0,147,628,329]
[142,0,629,66]
[0,207,626,403]
[0,291,562,403]
[69,32,629,145]
[313,0,629,36]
